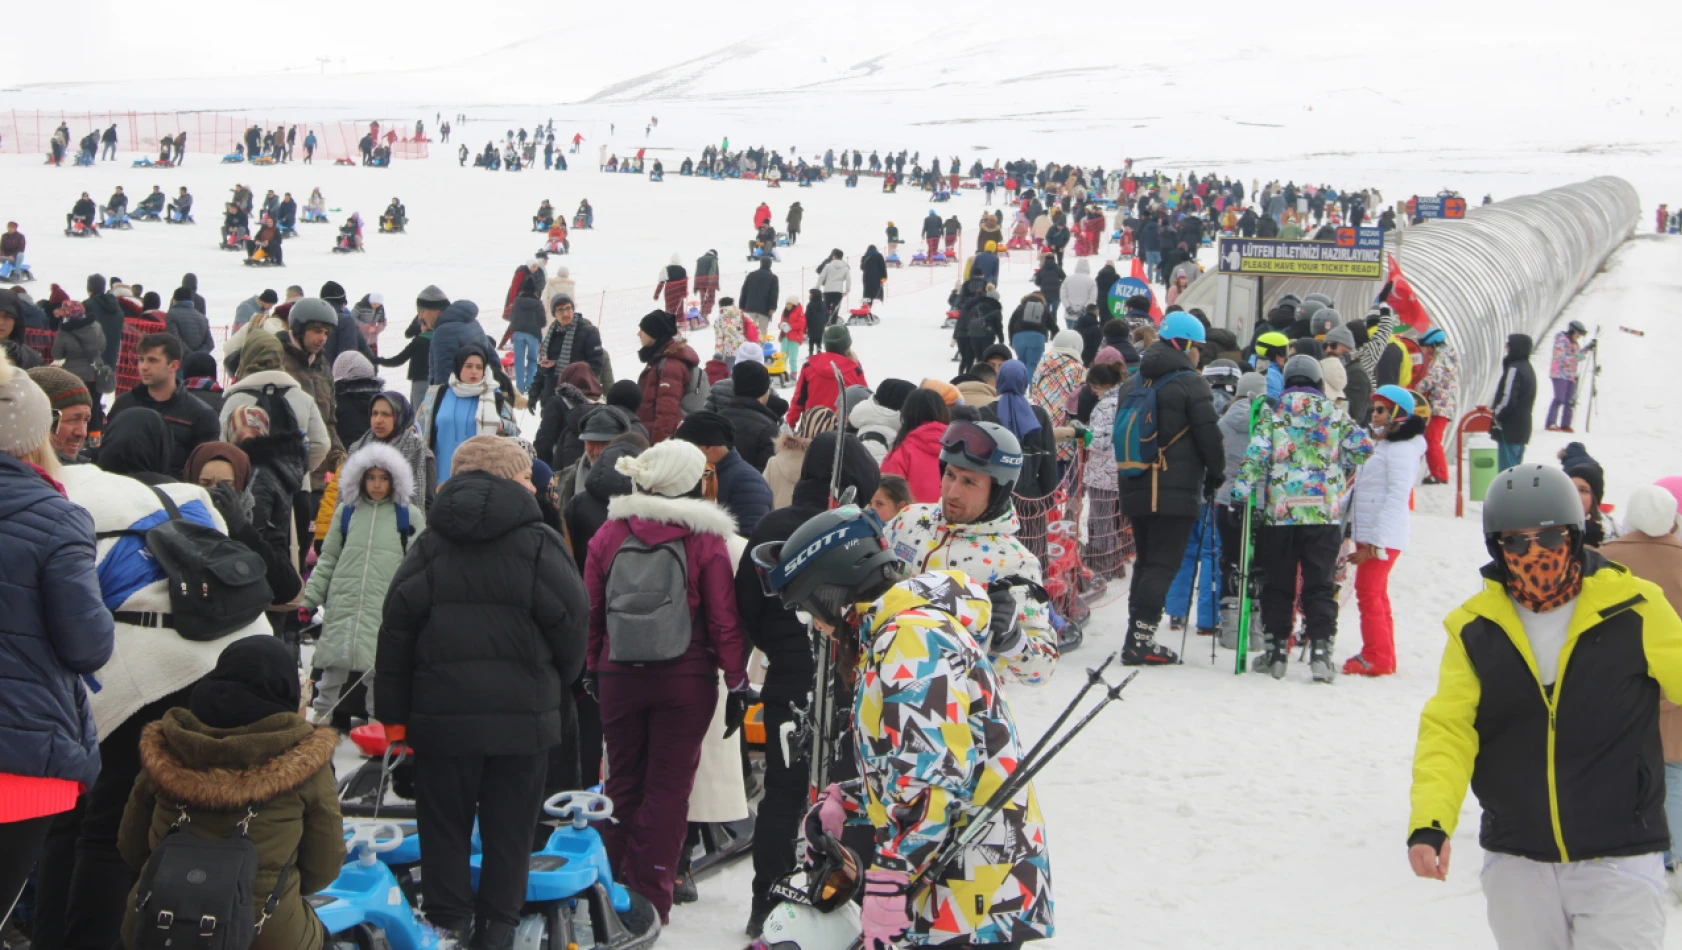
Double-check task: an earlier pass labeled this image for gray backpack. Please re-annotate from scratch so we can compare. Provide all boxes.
[604,532,694,663]
[1020,298,1048,332]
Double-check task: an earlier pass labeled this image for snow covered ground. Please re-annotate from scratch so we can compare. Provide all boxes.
[6,12,1682,940]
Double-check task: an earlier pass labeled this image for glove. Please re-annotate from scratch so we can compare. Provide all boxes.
[985,582,1025,655]
[802,784,848,863]
[722,684,754,739]
[207,483,248,535]
[1203,474,1224,502]
[860,869,912,949]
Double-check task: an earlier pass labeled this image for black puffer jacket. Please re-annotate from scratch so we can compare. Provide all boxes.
[720,395,782,472]
[378,470,588,754]
[1491,333,1537,446]
[564,441,641,569]
[734,432,878,707]
[85,291,125,367]
[1119,342,1227,518]
[333,377,384,447]
[241,430,310,569]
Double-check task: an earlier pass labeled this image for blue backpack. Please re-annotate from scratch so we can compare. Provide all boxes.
[339,503,415,553]
[1114,370,1190,478]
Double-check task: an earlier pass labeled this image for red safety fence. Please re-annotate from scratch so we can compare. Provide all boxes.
[23,316,164,394]
[1014,444,1134,624]
[2,111,427,162]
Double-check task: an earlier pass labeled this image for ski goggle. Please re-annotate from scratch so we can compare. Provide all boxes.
[1496,526,1572,557]
[939,421,1001,470]
[804,834,863,912]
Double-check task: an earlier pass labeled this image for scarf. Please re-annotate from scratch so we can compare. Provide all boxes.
[446,374,504,435]
[994,359,1041,439]
[557,322,578,368]
[1503,546,1584,613]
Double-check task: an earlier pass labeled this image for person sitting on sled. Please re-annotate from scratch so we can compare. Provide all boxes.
[381,197,406,232]
[337,215,362,251]
[544,220,570,255]
[576,199,594,228]
[533,199,555,231]
[751,506,1055,949]
[304,188,326,222]
[67,193,98,232]
[246,214,283,265]
[167,187,193,222]
[220,201,249,247]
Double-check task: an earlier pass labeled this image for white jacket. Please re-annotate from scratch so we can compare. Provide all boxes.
[1060,259,1098,314]
[849,398,901,463]
[883,504,1058,686]
[220,369,332,474]
[60,466,274,738]
[817,258,851,295]
[1351,427,1426,552]
[543,275,577,312]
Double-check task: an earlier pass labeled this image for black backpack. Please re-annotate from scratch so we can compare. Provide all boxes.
[248,383,300,437]
[129,804,292,950]
[111,488,272,641]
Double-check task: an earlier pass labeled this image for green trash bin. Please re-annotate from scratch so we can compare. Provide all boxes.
[1468,447,1499,502]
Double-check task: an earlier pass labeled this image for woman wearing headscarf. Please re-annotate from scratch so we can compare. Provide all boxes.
[117,637,345,950]
[982,359,1059,559]
[187,440,302,616]
[860,245,887,313]
[417,343,518,483]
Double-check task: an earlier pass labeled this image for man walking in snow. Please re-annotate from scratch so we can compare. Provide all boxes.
[1409,463,1682,949]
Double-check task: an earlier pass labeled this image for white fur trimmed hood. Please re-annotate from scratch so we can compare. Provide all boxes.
[338,441,416,507]
[606,492,738,539]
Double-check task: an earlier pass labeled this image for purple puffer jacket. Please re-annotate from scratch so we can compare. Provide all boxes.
[584,492,750,687]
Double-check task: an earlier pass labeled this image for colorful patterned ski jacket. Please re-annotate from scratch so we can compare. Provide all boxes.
[1549,331,1582,382]
[1233,386,1373,525]
[884,504,1059,686]
[1416,340,1460,420]
[844,570,1054,946]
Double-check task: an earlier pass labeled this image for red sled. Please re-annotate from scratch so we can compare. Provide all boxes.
[1006,236,1031,250]
[349,722,411,758]
[334,157,356,166]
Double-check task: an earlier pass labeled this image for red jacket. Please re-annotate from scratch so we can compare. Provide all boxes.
[786,351,867,426]
[880,421,946,503]
[637,339,700,443]
[781,305,806,344]
[754,205,772,228]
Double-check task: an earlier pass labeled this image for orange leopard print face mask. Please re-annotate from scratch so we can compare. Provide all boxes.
[1502,538,1583,613]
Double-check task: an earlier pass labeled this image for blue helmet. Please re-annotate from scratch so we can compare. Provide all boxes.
[1160,311,1207,344]
[1419,327,1446,347]
[1373,384,1416,417]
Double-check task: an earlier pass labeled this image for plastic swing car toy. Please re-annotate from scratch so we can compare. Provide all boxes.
[312,822,437,950]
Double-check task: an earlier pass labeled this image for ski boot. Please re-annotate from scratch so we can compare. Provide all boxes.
[1167,616,1185,633]
[1122,618,1178,666]
[1251,634,1288,679]
[1309,640,1337,684]
[1342,654,1393,677]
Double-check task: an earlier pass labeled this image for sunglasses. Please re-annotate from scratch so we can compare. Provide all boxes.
[1497,526,1572,557]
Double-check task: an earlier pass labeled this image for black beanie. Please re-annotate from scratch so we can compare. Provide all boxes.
[732,359,770,399]
[607,379,642,413]
[87,274,106,296]
[874,378,916,412]
[319,280,347,305]
[674,410,735,448]
[189,636,301,729]
[259,288,279,304]
[639,310,676,341]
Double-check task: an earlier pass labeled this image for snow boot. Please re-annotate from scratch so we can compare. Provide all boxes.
[1342,654,1394,677]
[1251,635,1288,679]
[672,850,698,904]
[1122,618,1178,666]
[1310,641,1337,684]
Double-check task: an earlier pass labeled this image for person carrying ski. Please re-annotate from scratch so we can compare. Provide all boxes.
[1545,320,1592,433]
[1118,313,1228,665]
[751,507,1054,948]
[882,420,1059,684]
[1232,355,1373,681]
[1408,463,1682,949]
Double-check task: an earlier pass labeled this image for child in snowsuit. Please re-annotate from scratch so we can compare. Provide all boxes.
[779,296,805,377]
[303,442,425,729]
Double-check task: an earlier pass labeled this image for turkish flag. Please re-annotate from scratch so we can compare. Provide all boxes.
[1387,254,1430,332]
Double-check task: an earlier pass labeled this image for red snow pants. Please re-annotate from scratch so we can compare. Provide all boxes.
[1424,415,1450,483]
[1354,549,1401,671]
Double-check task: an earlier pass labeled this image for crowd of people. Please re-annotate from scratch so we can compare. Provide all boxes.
[6,131,1682,950]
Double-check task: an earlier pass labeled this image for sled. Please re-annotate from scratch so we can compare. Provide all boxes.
[334,157,356,166]
[885,253,902,268]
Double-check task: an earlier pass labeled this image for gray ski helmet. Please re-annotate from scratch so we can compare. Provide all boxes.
[1303,292,1335,308]
[1567,320,1588,336]
[1309,308,1344,337]
[1482,463,1585,537]
[1235,371,1267,401]
[1299,298,1325,321]
[1202,359,1242,392]
[751,506,903,626]
[937,420,1022,489]
[1282,353,1323,386]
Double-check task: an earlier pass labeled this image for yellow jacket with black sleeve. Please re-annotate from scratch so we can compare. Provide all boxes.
[1409,550,1682,863]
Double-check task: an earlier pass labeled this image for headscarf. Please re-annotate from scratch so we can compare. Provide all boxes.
[238,330,286,376]
[96,407,174,478]
[993,359,1042,438]
[189,636,302,729]
[185,441,252,491]
[559,362,602,400]
[371,391,415,439]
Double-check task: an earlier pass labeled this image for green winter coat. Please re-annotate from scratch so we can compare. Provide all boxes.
[302,442,424,671]
[119,709,345,950]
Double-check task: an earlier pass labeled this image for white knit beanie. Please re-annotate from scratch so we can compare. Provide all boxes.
[1625,485,1679,537]
[735,342,766,365]
[1051,330,1083,358]
[0,351,52,458]
[616,439,706,498]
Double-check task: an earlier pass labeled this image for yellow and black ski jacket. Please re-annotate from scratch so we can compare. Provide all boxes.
[1410,551,1682,862]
